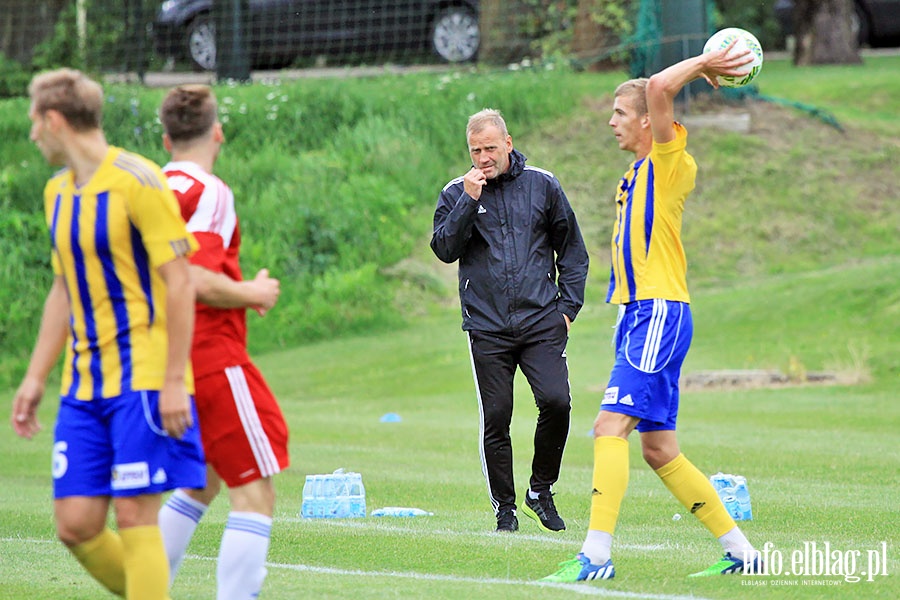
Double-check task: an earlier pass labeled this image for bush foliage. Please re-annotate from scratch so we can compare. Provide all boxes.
[0,66,604,387]
[4,53,898,389]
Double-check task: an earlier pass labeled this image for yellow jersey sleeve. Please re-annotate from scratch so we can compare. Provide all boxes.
[121,151,198,266]
[650,122,697,197]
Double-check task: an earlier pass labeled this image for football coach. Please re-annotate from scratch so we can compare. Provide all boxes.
[431,108,589,533]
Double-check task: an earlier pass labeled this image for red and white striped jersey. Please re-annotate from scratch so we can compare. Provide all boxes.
[163,160,249,377]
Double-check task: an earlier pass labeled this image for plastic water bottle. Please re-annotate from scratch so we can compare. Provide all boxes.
[734,475,753,520]
[321,472,339,517]
[329,471,348,518]
[710,472,735,493]
[332,470,366,518]
[720,492,742,520]
[301,476,312,518]
[370,507,433,517]
[709,472,736,518]
[302,470,366,519]
[346,472,366,518]
[709,472,751,521]
[301,475,321,518]
[317,474,333,518]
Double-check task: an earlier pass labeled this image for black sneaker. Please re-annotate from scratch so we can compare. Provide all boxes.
[495,507,519,532]
[522,489,566,531]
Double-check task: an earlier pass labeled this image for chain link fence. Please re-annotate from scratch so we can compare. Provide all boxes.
[1,1,639,85]
[1,1,783,92]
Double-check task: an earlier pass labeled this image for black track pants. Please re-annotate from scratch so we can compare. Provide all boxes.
[466,310,572,514]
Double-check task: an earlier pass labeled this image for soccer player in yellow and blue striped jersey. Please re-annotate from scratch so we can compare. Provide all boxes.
[46,147,197,400]
[11,68,205,600]
[543,42,762,583]
[605,117,694,305]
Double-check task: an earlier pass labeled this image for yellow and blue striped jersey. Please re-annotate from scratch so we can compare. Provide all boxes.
[606,123,696,305]
[44,146,198,400]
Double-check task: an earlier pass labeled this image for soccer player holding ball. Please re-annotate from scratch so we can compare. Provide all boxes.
[542,40,763,582]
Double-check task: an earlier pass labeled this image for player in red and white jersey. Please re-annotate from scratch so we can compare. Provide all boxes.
[156,85,289,600]
[164,159,251,377]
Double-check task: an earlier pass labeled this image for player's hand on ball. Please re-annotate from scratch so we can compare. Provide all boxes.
[702,28,764,88]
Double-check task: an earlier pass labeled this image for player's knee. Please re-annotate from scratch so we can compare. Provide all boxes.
[230,478,276,515]
[593,409,638,439]
[57,529,79,547]
[56,521,101,547]
[642,445,676,470]
[187,480,221,505]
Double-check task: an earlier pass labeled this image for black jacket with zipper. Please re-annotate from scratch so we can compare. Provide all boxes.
[431,149,589,335]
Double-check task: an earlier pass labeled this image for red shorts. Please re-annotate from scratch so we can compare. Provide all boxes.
[194,362,290,487]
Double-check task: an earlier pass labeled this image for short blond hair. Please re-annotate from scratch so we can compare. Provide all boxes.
[28,68,103,132]
[466,108,509,140]
[614,78,649,117]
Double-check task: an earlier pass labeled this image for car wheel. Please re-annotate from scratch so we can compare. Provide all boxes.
[186,14,216,71]
[431,6,479,63]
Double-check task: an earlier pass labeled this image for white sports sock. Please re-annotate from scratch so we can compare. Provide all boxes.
[158,489,208,585]
[580,530,613,565]
[217,512,272,600]
[718,526,757,560]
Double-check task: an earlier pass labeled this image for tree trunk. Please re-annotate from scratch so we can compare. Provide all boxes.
[572,0,603,58]
[793,0,862,65]
[477,0,530,65]
[571,0,627,71]
[0,0,68,64]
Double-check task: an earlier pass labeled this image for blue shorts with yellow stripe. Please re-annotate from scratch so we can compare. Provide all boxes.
[601,299,693,432]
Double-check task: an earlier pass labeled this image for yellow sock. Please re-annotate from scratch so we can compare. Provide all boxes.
[656,453,736,537]
[120,525,171,600]
[69,527,126,596]
[588,436,630,534]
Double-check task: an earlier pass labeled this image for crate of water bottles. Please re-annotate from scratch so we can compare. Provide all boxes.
[710,472,752,521]
[301,469,366,519]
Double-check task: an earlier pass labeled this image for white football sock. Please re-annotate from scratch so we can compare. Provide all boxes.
[580,530,613,565]
[158,489,208,585]
[217,512,272,600]
[718,526,757,560]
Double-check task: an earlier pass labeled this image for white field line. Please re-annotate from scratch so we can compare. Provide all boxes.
[1,518,673,554]
[4,536,710,600]
[2,536,58,545]
[195,554,713,600]
[279,517,670,552]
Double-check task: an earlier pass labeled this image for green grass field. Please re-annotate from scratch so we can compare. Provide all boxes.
[2,255,897,599]
[1,55,898,598]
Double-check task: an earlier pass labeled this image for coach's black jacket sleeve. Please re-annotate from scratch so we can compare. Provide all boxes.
[548,182,589,322]
[431,188,477,263]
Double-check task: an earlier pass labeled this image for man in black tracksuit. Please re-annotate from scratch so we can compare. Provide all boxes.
[431,108,589,532]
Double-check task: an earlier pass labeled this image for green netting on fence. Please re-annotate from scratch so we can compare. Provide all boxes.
[628,0,716,77]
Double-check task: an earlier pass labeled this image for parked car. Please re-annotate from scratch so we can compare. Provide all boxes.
[775,0,900,47]
[153,0,480,70]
